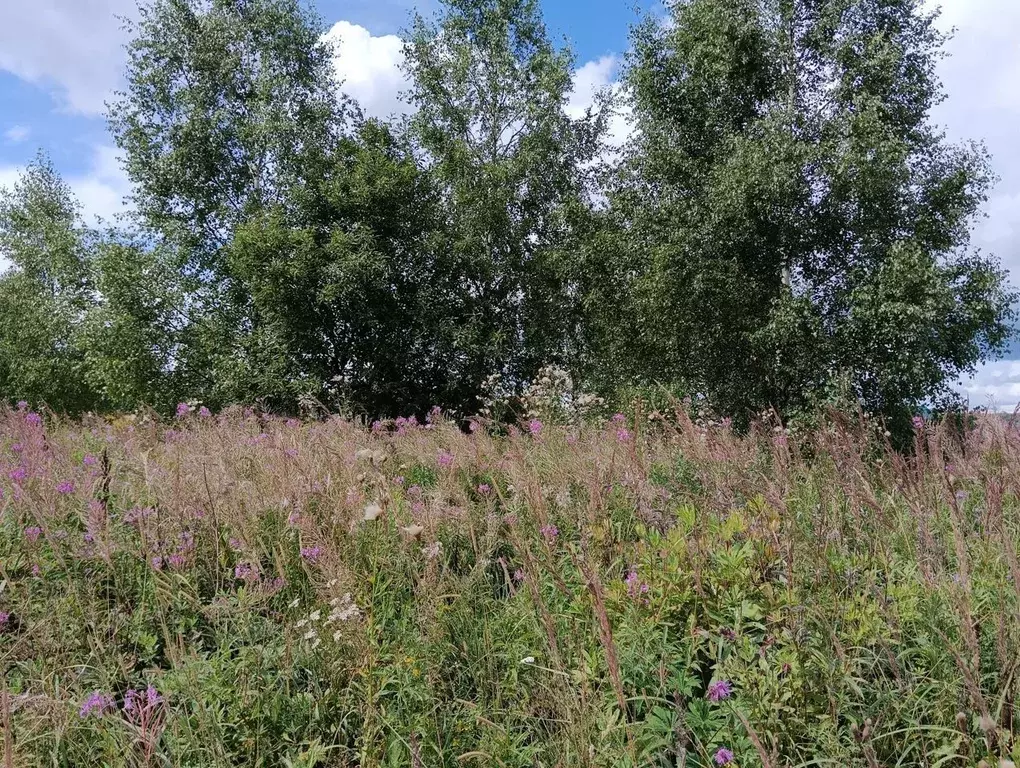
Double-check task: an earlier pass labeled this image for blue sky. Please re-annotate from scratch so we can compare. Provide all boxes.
[1,0,1019,407]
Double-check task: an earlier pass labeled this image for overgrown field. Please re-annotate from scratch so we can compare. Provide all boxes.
[1,404,1019,767]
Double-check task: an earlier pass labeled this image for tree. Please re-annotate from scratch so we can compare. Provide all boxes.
[599,0,1016,425]
[402,0,608,402]
[107,0,350,407]
[0,155,103,413]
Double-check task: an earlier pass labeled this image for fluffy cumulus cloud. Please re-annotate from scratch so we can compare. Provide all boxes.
[3,125,30,144]
[323,21,409,120]
[0,0,136,114]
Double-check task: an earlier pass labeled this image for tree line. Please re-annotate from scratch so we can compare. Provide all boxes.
[0,0,1014,431]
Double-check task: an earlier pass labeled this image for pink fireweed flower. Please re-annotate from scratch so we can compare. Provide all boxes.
[540,524,559,542]
[477,483,491,495]
[15,401,27,411]
[300,546,322,563]
[714,748,734,765]
[10,443,23,453]
[528,419,543,436]
[912,415,924,430]
[9,467,26,483]
[612,413,626,423]
[168,554,185,569]
[24,412,42,427]
[437,450,454,468]
[198,406,212,418]
[31,564,41,577]
[82,454,97,466]
[616,428,632,442]
[0,612,10,630]
[79,691,115,718]
[175,402,191,418]
[707,680,733,702]
[287,511,301,526]
[151,556,164,571]
[234,562,257,582]
[513,568,524,583]
[24,526,42,543]
[56,480,75,495]
[624,569,649,598]
[284,448,298,458]
[286,418,300,429]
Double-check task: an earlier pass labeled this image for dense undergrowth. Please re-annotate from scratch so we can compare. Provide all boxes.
[0,403,1018,767]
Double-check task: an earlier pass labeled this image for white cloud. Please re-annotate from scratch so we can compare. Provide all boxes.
[0,0,136,115]
[323,21,409,120]
[4,125,30,143]
[957,359,1020,412]
[566,54,633,150]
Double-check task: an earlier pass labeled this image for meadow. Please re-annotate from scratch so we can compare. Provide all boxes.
[0,402,1018,767]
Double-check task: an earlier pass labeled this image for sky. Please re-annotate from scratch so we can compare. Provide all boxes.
[0,0,1018,408]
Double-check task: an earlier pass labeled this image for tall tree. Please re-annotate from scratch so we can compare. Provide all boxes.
[0,156,102,413]
[107,0,353,408]
[402,0,608,398]
[600,0,1015,425]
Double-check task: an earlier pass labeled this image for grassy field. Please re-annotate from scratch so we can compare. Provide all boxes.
[0,403,1018,767]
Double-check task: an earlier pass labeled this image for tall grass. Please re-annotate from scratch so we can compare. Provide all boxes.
[0,403,1018,766]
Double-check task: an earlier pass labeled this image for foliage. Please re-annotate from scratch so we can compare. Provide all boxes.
[2,408,1020,765]
[590,0,1016,425]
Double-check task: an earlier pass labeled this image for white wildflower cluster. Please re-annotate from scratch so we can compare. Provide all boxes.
[478,365,605,425]
[522,365,604,425]
[293,586,362,648]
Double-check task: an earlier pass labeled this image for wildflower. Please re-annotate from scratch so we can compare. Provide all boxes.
[82,454,97,466]
[288,511,301,526]
[528,419,543,436]
[10,443,22,453]
[616,428,632,442]
[478,483,491,495]
[720,627,737,642]
[422,541,443,560]
[303,629,317,641]
[437,450,454,468]
[624,569,648,598]
[393,475,405,486]
[151,556,164,571]
[24,412,42,427]
[300,546,322,563]
[198,406,212,418]
[309,610,321,621]
[285,448,298,458]
[9,467,26,483]
[124,685,162,716]
[540,524,559,542]
[175,402,191,418]
[513,568,524,583]
[714,748,734,765]
[31,564,41,577]
[79,691,115,718]
[56,480,75,495]
[612,413,626,423]
[0,612,9,630]
[912,415,924,430]
[24,526,42,543]
[234,562,257,581]
[15,401,27,411]
[707,680,733,702]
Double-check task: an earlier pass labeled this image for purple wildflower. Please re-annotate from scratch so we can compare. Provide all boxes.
[437,450,454,468]
[612,413,626,423]
[0,612,9,630]
[540,524,559,542]
[528,419,543,436]
[9,467,26,483]
[82,454,97,466]
[79,691,115,718]
[56,480,75,495]
[151,556,164,571]
[616,428,632,442]
[707,680,733,702]
[287,511,301,526]
[24,526,42,543]
[513,568,524,582]
[15,401,27,411]
[10,443,22,453]
[234,562,257,582]
[912,415,924,430]
[175,402,191,418]
[24,412,42,427]
[714,748,734,765]
[198,406,211,418]
[478,483,491,495]
[300,546,322,563]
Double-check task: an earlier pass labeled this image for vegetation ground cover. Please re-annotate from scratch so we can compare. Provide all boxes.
[1,404,1018,766]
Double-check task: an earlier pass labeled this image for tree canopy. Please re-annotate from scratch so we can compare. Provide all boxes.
[0,0,1014,427]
